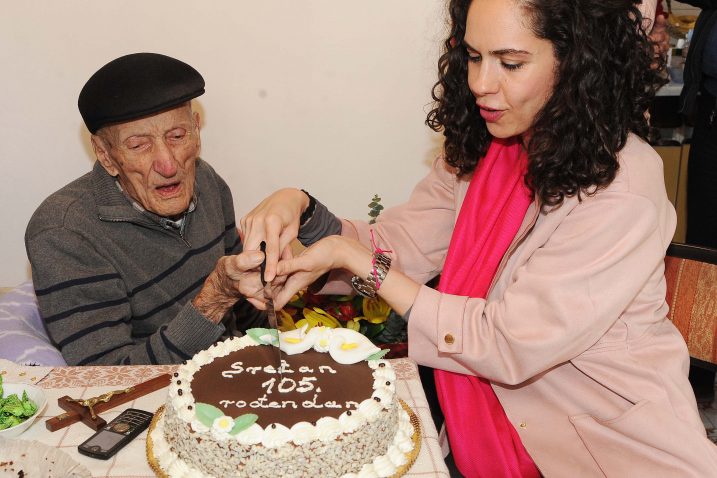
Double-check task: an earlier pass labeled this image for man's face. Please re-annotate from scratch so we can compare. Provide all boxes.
[92,104,201,218]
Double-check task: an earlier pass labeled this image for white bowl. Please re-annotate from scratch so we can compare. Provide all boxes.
[0,383,48,438]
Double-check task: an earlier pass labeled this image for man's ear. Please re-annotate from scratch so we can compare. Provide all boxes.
[91,134,119,176]
[193,111,202,151]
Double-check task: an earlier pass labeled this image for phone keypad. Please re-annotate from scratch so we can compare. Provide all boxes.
[107,410,152,435]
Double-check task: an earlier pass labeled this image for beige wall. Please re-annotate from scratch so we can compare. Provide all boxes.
[1,1,704,287]
[0,1,445,286]
[669,1,701,16]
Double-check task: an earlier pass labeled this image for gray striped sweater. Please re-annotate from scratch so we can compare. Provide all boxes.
[25,159,266,365]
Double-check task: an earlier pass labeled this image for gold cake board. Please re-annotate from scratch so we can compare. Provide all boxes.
[147,399,421,478]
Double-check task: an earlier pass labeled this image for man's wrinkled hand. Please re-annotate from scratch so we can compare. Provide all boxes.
[192,251,267,323]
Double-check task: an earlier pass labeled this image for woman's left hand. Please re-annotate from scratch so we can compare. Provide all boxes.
[272,235,371,309]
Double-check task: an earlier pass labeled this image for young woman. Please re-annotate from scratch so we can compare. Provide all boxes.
[242,0,717,475]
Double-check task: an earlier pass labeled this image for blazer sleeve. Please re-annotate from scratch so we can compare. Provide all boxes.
[338,156,460,286]
[407,189,665,385]
[638,0,658,32]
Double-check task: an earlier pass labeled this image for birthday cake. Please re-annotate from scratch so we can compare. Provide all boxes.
[149,326,416,477]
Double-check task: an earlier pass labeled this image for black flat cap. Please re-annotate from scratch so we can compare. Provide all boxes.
[78,53,205,133]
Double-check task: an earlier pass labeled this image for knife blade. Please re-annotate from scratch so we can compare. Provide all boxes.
[260,241,284,376]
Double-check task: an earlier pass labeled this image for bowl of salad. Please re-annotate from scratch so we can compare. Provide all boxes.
[0,375,47,438]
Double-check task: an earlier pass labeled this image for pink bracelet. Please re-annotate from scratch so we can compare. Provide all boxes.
[351,230,392,298]
[369,230,392,290]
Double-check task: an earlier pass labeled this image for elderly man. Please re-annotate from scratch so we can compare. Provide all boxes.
[25,53,269,366]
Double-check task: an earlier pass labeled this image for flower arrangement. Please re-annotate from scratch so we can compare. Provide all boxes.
[277,194,408,358]
[278,292,408,358]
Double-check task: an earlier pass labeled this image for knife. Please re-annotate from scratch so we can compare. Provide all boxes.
[260,241,284,376]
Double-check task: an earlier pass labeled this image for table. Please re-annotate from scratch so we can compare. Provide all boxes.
[4,359,449,477]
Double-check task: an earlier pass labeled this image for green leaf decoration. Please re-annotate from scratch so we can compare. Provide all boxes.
[372,311,408,344]
[364,322,386,339]
[247,328,279,345]
[366,349,390,361]
[288,297,305,308]
[195,402,225,428]
[230,413,259,435]
[367,194,384,224]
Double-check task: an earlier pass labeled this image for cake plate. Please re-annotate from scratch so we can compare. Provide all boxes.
[146,399,422,478]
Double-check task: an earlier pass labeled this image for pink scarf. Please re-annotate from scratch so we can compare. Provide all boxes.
[434,137,540,477]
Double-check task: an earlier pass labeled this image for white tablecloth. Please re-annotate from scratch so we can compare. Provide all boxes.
[3,359,449,477]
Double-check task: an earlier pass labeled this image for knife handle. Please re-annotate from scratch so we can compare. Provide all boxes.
[259,241,268,286]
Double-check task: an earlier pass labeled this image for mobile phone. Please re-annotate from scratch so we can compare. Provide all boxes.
[77,408,154,460]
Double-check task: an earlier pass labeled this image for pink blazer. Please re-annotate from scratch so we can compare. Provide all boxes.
[340,134,717,476]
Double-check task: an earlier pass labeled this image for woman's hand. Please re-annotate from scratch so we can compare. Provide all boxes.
[273,234,421,316]
[240,188,309,283]
[272,235,372,309]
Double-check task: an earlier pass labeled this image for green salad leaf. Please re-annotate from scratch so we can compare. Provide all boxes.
[0,374,39,430]
[2,395,24,416]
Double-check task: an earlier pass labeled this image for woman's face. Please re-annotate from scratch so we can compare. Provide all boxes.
[464,0,557,139]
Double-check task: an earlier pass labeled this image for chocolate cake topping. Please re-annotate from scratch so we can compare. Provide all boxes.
[191,346,374,427]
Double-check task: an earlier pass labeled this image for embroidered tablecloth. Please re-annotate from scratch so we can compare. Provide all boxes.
[3,359,449,477]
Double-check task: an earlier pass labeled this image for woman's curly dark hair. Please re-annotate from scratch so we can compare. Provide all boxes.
[426,0,666,207]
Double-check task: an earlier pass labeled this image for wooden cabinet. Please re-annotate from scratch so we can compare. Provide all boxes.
[657,144,690,243]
